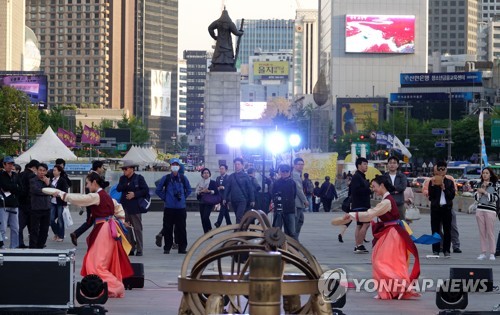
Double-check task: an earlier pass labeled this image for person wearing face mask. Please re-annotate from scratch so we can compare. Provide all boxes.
[155,158,192,254]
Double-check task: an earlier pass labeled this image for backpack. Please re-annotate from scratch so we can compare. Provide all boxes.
[132,174,151,213]
[304,179,314,195]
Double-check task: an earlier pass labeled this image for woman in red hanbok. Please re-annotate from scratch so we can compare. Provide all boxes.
[54,172,133,298]
[343,175,420,300]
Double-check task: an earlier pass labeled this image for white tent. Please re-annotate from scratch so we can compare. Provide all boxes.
[15,127,78,165]
[121,146,166,166]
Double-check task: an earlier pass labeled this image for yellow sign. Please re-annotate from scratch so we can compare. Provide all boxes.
[296,152,338,183]
[253,61,289,77]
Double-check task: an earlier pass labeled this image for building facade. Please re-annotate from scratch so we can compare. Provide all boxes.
[183,50,207,134]
[177,59,187,136]
[294,9,318,96]
[235,19,295,67]
[428,0,479,56]
[0,0,25,71]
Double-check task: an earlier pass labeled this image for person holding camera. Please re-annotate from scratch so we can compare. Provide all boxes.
[271,164,297,240]
[0,156,21,248]
[155,158,192,254]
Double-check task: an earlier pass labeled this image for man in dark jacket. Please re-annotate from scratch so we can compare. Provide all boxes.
[214,164,232,228]
[116,161,149,256]
[428,160,456,257]
[155,158,192,254]
[18,159,39,248]
[383,156,407,220]
[351,157,371,254]
[29,163,51,248]
[271,164,297,240]
[48,158,72,187]
[319,176,338,212]
[0,156,22,248]
[223,158,255,223]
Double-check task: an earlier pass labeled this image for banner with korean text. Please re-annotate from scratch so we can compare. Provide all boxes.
[57,128,76,147]
[82,125,100,145]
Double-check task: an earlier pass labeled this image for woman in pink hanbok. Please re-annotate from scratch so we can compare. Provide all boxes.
[54,172,133,298]
[343,175,420,299]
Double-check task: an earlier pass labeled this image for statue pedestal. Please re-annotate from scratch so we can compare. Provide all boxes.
[203,71,241,171]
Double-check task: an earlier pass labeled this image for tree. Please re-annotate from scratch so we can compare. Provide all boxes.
[117,115,150,144]
[0,86,43,155]
[259,97,291,121]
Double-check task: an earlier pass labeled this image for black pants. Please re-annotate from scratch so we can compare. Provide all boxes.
[232,201,249,224]
[163,208,187,252]
[29,209,50,249]
[431,206,452,253]
[215,204,232,226]
[73,208,92,238]
[18,204,31,246]
[322,198,333,212]
[313,198,320,212]
[199,203,213,233]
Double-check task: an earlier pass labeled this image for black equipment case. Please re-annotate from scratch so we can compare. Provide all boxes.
[0,249,75,310]
[122,262,144,290]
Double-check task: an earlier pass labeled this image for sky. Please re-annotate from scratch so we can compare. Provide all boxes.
[178,0,316,55]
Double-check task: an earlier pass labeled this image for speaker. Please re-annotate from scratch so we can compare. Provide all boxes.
[122,263,144,290]
[450,268,493,292]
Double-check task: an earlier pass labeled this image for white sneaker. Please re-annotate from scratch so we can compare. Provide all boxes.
[490,254,496,261]
[477,254,487,260]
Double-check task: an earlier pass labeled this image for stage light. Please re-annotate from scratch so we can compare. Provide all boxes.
[225,129,242,148]
[266,131,286,154]
[243,129,263,148]
[289,134,301,148]
[76,274,109,306]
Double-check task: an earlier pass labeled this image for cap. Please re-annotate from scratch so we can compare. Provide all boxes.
[3,156,14,164]
[169,158,181,165]
[121,160,138,169]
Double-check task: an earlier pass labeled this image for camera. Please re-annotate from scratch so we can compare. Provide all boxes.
[273,192,283,212]
[174,191,182,201]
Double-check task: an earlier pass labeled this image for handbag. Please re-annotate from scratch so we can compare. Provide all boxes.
[62,206,74,228]
[315,196,321,204]
[201,193,222,206]
[405,203,421,221]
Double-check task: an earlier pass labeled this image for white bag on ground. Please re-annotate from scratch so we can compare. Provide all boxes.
[62,206,74,228]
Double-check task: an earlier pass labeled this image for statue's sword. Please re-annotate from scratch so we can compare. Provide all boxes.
[233,18,245,67]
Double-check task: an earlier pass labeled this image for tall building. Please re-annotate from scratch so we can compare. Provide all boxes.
[26,0,112,107]
[0,0,25,71]
[428,0,479,56]
[480,0,500,21]
[177,59,187,136]
[293,9,318,96]
[183,50,207,134]
[134,0,178,150]
[235,19,295,67]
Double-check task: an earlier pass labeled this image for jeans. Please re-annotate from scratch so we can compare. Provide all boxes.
[306,195,313,212]
[0,207,19,248]
[295,207,305,241]
[231,201,248,224]
[272,211,297,240]
[50,204,65,239]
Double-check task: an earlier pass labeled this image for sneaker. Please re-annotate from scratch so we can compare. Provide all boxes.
[155,233,162,247]
[453,248,462,253]
[490,254,496,261]
[163,250,170,254]
[354,245,369,254]
[443,252,451,258]
[178,250,187,254]
[214,222,221,228]
[135,252,143,256]
[172,243,179,250]
[477,254,487,260]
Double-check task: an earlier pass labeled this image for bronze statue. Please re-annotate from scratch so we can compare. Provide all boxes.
[208,9,244,72]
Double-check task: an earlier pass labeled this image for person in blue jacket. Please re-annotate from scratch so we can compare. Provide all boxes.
[155,158,192,254]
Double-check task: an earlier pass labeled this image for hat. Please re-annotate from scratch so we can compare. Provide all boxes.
[169,158,181,165]
[278,164,291,172]
[121,160,138,169]
[3,156,14,164]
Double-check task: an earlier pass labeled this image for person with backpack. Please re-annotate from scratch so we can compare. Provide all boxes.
[303,173,314,212]
[320,176,338,212]
[116,161,149,256]
[155,158,192,254]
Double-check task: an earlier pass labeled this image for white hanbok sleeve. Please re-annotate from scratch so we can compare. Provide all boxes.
[349,199,392,222]
[63,193,100,207]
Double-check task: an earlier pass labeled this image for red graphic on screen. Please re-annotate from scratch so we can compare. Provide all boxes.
[345,15,415,54]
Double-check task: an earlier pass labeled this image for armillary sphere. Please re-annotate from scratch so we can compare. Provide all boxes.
[178,210,333,314]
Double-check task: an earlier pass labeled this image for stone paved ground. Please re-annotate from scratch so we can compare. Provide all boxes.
[16,208,500,314]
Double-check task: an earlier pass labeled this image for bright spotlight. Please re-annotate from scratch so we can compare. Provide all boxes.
[289,134,301,148]
[266,131,287,154]
[243,129,263,148]
[225,129,242,148]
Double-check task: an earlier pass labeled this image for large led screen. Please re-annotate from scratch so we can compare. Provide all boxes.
[150,69,171,117]
[345,15,415,54]
[240,102,267,120]
[0,74,47,106]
